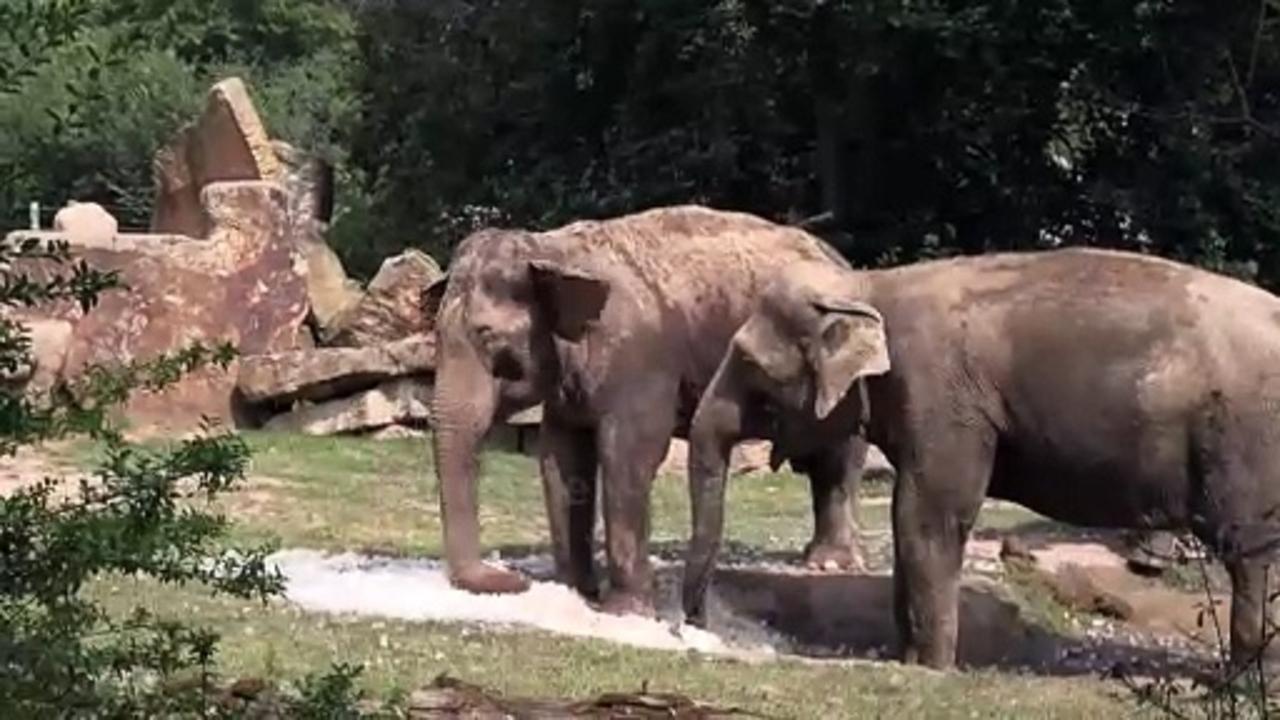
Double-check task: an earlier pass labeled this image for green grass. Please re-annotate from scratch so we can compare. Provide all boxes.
[57,431,1146,718]
[87,576,1136,719]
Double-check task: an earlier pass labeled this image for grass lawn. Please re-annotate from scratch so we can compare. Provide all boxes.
[65,431,1144,718]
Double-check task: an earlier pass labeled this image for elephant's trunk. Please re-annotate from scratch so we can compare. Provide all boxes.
[431,328,529,594]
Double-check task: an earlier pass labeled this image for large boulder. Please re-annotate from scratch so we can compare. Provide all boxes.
[0,315,73,394]
[272,140,361,331]
[272,140,333,225]
[659,438,772,477]
[263,377,433,435]
[150,78,282,238]
[323,249,443,347]
[658,438,895,479]
[301,231,363,333]
[237,333,434,409]
[8,180,309,430]
[52,201,118,244]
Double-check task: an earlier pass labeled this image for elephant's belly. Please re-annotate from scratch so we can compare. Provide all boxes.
[986,446,1192,530]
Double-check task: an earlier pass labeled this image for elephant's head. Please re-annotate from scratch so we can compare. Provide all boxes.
[682,261,890,624]
[422,229,610,594]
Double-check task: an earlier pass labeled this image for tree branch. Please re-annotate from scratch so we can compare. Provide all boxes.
[1248,0,1269,87]
[1224,50,1253,124]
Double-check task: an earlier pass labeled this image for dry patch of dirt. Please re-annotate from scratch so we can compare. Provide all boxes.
[0,445,89,499]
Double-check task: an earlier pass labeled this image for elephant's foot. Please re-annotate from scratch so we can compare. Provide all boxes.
[450,562,531,594]
[802,540,865,573]
[554,568,600,602]
[596,590,656,618]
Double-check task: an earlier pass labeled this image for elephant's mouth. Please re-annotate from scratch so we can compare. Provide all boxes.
[491,348,526,381]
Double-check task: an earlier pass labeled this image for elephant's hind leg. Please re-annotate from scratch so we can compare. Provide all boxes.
[892,426,995,670]
[1189,396,1280,672]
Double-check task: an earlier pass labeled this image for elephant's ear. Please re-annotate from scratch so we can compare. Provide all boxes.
[809,300,890,420]
[733,315,799,384]
[528,260,611,341]
[421,274,449,324]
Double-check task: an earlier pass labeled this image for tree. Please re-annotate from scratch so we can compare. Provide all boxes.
[0,0,364,240]
[352,0,1280,289]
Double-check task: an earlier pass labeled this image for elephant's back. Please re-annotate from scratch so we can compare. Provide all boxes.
[545,206,842,410]
[543,204,843,314]
[877,246,1280,432]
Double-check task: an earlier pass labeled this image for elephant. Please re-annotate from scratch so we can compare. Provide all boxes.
[423,205,867,614]
[682,247,1280,670]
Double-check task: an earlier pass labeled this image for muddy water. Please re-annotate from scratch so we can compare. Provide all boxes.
[272,534,1217,678]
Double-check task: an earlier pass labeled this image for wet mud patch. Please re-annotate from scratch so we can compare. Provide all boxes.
[271,535,1220,679]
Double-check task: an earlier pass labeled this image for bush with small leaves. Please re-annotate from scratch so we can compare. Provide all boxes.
[0,238,378,716]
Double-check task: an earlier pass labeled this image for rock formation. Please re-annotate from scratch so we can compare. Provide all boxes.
[8,181,308,428]
[263,377,433,435]
[52,201,118,244]
[150,78,282,238]
[321,249,443,347]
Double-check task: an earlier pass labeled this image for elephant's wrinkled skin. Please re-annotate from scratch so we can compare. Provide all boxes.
[684,247,1280,670]
[426,206,863,612]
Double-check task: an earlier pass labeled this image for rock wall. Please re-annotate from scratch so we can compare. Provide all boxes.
[8,181,308,430]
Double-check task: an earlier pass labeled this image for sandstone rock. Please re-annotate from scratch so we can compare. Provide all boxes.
[0,315,73,394]
[371,424,426,441]
[263,378,432,435]
[150,77,282,237]
[657,438,895,479]
[271,139,360,331]
[507,405,543,426]
[21,318,73,394]
[237,334,435,408]
[863,443,895,480]
[659,438,774,477]
[8,180,309,430]
[302,230,363,333]
[52,201,117,244]
[324,249,443,347]
[272,140,333,225]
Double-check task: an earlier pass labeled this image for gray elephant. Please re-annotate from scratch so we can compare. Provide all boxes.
[683,248,1280,670]
[423,206,865,614]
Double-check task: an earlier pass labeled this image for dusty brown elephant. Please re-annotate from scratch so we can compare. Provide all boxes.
[423,206,865,614]
[683,248,1280,670]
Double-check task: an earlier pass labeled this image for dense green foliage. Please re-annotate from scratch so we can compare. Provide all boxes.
[0,0,357,235]
[357,0,1280,285]
[3,0,1279,283]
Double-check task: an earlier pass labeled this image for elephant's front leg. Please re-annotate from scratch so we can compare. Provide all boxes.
[595,406,675,617]
[538,416,600,600]
[892,426,993,670]
[801,436,866,572]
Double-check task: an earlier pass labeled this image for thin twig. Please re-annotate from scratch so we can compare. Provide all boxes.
[1247,0,1268,89]
[1224,50,1253,126]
